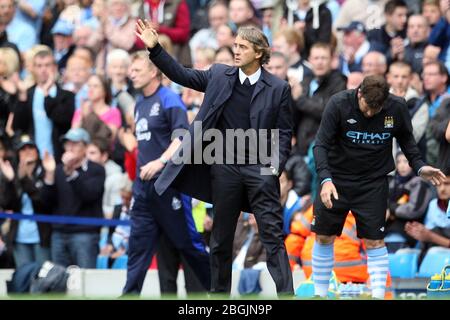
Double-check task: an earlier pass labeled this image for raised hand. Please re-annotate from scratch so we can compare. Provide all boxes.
[42,69,56,96]
[0,158,15,181]
[135,19,159,49]
[42,151,56,173]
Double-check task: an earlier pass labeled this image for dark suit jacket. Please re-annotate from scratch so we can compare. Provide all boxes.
[149,43,293,210]
[13,85,75,162]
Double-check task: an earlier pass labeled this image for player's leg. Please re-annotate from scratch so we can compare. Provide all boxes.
[312,184,349,297]
[123,180,161,294]
[312,234,337,297]
[351,177,389,299]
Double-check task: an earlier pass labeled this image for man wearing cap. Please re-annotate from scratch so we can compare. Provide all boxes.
[42,128,105,269]
[51,19,76,72]
[13,49,75,163]
[337,21,373,76]
[7,135,52,269]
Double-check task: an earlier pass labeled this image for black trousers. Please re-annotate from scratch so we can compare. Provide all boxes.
[123,179,210,294]
[209,164,293,294]
[157,233,206,294]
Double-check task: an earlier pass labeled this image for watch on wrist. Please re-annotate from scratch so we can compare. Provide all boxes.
[159,155,168,165]
[270,166,278,176]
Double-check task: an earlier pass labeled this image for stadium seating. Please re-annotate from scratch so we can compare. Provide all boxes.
[111,255,128,269]
[96,255,109,269]
[418,247,450,278]
[388,248,420,278]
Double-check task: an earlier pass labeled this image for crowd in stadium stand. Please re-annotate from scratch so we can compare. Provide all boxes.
[0,0,448,292]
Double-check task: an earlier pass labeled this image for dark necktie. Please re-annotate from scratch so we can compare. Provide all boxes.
[243,78,251,87]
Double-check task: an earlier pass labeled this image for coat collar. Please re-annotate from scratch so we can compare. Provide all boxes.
[225,66,272,87]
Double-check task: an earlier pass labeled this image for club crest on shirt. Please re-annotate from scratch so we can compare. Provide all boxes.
[172,197,182,210]
[384,116,394,128]
[136,118,151,141]
[150,103,160,117]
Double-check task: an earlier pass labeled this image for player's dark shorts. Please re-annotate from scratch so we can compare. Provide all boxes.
[311,176,388,240]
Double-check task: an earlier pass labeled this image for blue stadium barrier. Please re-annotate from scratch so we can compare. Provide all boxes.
[418,247,450,278]
[96,255,109,269]
[388,248,419,278]
[111,255,128,269]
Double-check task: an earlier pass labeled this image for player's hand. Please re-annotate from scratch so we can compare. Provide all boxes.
[320,180,339,209]
[135,19,159,49]
[140,159,165,180]
[419,165,446,186]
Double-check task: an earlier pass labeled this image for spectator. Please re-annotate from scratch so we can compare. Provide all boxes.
[136,0,191,66]
[0,136,16,213]
[266,51,289,80]
[0,0,20,55]
[6,0,46,53]
[192,47,216,70]
[58,0,93,27]
[367,0,408,62]
[422,0,441,28]
[283,0,332,59]
[385,152,434,252]
[229,0,260,31]
[429,97,450,170]
[361,51,387,76]
[72,74,122,143]
[337,21,372,76]
[335,0,388,31]
[428,0,450,72]
[291,42,346,156]
[13,49,75,163]
[216,23,235,48]
[51,19,76,73]
[89,0,137,72]
[40,0,70,48]
[405,167,450,262]
[0,47,20,141]
[279,170,310,236]
[105,49,135,114]
[403,14,430,75]
[42,128,105,268]
[73,25,94,48]
[272,27,312,83]
[260,0,275,45]
[86,138,123,218]
[387,61,427,157]
[189,0,229,61]
[0,136,15,268]
[99,173,132,267]
[346,71,364,89]
[214,46,234,66]
[419,61,450,165]
[63,55,92,109]
[8,135,51,268]
[232,213,266,271]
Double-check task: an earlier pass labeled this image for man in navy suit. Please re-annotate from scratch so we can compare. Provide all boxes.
[135,19,293,295]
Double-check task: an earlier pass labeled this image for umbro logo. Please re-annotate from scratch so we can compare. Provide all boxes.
[347,119,357,124]
[380,227,385,232]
